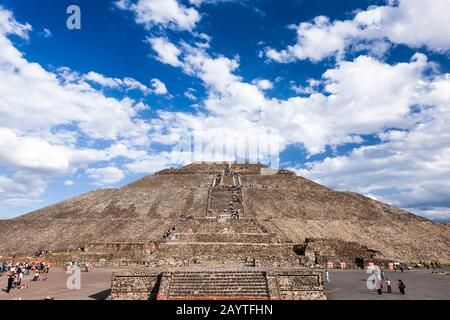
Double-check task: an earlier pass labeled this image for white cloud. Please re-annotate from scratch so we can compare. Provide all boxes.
[0,38,148,140]
[293,73,450,219]
[84,71,123,89]
[0,173,46,209]
[83,71,150,94]
[184,88,197,100]
[266,16,359,62]
[266,0,450,62]
[148,36,182,67]
[188,0,242,5]
[86,166,125,185]
[141,33,450,218]
[0,174,45,199]
[252,79,273,90]
[64,180,74,186]
[124,152,176,174]
[0,5,31,39]
[116,0,201,31]
[290,79,320,95]
[146,38,431,155]
[43,28,52,38]
[150,78,168,95]
[0,6,156,211]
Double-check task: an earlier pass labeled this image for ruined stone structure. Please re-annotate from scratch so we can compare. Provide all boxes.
[0,162,449,300]
[109,268,325,300]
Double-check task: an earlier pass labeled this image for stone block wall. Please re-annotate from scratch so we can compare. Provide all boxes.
[109,271,161,300]
[109,269,326,300]
[266,270,326,300]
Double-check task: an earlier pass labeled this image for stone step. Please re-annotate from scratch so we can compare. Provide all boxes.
[167,271,270,298]
[169,290,268,295]
[171,285,268,289]
[170,280,266,284]
[171,233,273,243]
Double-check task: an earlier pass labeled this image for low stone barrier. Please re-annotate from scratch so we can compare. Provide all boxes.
[109,268,326,300]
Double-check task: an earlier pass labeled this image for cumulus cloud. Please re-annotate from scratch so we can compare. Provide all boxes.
[83,71,151,94]
[150,78,168,95]
[86,166,125,185]
[64,180,74,186]
[149,37,430,155]
[293,73,450,220]
[142,33,450,219]
[0,5,31,38]
[116,0,201,31]
[148,36,182,67]
[266,0,450,62]
[184,88,197,101]
[252,79,273,90]
[0,6,154,209]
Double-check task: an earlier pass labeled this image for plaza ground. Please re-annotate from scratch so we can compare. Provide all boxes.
[324,268,450,300]
[0,267,449,300]
[0,266,125,300]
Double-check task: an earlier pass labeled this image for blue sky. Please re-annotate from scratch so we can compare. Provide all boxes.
[0,0,449,221]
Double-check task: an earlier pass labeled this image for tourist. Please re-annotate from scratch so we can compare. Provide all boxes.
[398,280,406,294]
[377,281,383,295]
[400,266,404,273]
[6,275,14,293]
[18,271,23,286]
[386,278,392,293]
[32,271,40,282]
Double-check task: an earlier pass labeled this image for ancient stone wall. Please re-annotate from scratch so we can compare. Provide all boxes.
[109,271,160,300]
[109,269,326,300]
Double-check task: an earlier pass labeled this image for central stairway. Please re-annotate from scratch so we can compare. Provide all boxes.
[161,271,270,300]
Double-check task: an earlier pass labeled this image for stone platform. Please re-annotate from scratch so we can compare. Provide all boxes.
[109,267,326,300]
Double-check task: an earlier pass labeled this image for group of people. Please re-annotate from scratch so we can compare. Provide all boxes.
[376,278,406,295]
[1,260,49,294]
[419,261,443,272]
[178,214,194,221]
[229,192,241,219]
[66,261,92,273]
[163,225,176,238]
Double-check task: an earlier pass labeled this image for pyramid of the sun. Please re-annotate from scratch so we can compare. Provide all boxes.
[1,162,448,264]
[1,162,449,300]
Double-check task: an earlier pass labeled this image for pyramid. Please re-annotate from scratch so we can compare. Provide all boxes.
[1,162,448,262]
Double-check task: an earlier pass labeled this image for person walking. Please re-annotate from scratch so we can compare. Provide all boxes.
[377,281,383,295]
[325,269,330,283]
[386,278,392,293]
[398,280,406,294]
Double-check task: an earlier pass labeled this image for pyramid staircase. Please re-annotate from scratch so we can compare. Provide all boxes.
[161,271,270,300]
